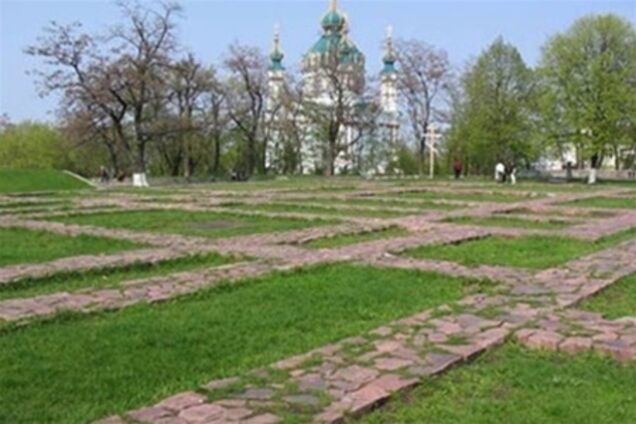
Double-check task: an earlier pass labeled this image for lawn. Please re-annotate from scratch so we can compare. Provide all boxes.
[581,273,636,319]
[403,235,592,269]
[0,169,91,193]
[0,227,141,267]
[444,215,577,230]
[304,226,409,249]
[46,209,332,238]
[403,228,636,269]
[0,264,483,423]
[222,201,411,218]
[0,252,234,301]
[360,343,636,424]
[566,196,636,210]
[281,196,460,211]
[395,190,538,203]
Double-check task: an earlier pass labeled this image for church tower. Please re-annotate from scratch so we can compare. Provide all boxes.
[266,26,286,171]
[267,25,285,112]
[380,26,399,143]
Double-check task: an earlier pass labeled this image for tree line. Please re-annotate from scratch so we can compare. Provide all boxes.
[1,1,634,179]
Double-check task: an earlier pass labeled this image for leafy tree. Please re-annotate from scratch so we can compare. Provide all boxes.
[0,122,68,170]
[447,37,537,174]
[538,14,636,170]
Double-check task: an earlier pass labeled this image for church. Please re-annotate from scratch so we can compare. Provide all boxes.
[265,0,400,174]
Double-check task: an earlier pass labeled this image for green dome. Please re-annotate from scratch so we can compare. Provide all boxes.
[307,33,363,65]
[270,49,284,71]
[382,51,396,73]
[321,10,345,32]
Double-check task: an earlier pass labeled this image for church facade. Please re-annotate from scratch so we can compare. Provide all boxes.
[265,0,400,174]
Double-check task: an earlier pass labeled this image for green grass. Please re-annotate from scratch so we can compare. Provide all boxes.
[396,190,538,203]
[581,273,636,319]
[445,215,576,230]
[360,343,636,424]
[0,264,484,423]
[0,227,141,267]
[46,209,332,238]
[566,196,636,210]
[405,236,595,269]
[404,228,636,270]
[286,196,460,211]
[223,202,409,218]
[304,227,409,249]
[0,253,235,301]
[0,169,91,193]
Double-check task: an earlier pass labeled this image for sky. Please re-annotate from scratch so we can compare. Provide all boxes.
[1,0,634,122]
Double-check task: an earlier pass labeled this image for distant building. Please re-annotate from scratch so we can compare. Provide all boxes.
[266,0,400,174]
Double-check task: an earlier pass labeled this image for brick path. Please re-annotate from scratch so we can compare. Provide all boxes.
[0,182,635,423]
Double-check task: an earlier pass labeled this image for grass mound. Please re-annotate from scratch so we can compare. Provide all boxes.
[0,169,91,193]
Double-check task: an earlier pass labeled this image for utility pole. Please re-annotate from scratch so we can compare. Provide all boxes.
[425,124,441,179]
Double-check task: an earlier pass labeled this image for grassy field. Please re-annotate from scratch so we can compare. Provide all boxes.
[0,169,91,193]
[403,228,636,269]
[360,343,636,424]
[565,196,636,210]
[2,177,636,423]
[404,235,592,269]
[581,273,636,319]
[281,196,460,210]
[0,253,235,301]
[46,209,332,238]
[0,227,141,267]
[0,264,482,423]
[222,201,411,218]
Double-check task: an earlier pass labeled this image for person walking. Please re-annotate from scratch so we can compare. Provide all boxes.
[453,159,463,179]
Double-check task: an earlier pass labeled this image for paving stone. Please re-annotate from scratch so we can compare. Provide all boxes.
[595,341,636,363]
[370,374,418,393]
[127,406,172,423]
[559,337,593,354]
[374,356,413,371]
[238,388,275,401]
[425,352,462,374]
[331,365,378,385]
[242,413,281,424]
[523,330,563,351]
[297,373,327,392]
[283,394,321,406]
[157,391,206,412]
[223,407,253,420]
[346,383,390,415]
[439,343,483,360]
[374,340,403,353]
[154,417,188,424]
[178,403,226,422]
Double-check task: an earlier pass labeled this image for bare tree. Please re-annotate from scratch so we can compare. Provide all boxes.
[110,0,181,179]
[395,39,451,174]
[26,22,131,175]
[224,43,269,178]
[302,51,378,176]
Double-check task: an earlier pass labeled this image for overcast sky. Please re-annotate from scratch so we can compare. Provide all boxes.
[1,0,634,122]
